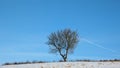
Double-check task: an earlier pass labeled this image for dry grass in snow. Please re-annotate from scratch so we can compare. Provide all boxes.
[0,62,120,68]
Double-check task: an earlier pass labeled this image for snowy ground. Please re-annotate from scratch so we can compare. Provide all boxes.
[0,62,120,68]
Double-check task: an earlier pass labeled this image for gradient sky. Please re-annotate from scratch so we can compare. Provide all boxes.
[0,0,120,64]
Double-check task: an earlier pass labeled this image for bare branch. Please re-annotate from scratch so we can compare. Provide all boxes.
[47,28,79,61]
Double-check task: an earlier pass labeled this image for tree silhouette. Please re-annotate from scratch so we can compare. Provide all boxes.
[47,28,79,61]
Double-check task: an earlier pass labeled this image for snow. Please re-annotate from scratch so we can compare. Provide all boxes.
[0,62,120,68]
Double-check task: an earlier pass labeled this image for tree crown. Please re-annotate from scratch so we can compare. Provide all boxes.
[47,28,79,61]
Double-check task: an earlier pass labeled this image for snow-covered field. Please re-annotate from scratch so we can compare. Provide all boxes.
[0,62,120,68]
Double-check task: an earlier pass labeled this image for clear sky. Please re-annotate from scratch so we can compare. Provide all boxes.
[0,0,120,64]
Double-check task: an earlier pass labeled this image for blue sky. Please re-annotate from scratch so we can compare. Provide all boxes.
[0,0,120,64]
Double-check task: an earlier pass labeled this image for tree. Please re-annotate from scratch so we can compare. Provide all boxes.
[47,28,79,62]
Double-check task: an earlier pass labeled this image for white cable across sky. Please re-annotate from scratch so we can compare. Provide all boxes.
[81,38,120,57]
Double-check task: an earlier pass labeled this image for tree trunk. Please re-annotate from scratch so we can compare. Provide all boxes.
[63,57,67,62]
[64,58,67,62]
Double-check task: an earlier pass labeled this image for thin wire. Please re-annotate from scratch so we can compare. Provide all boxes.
[81,38,120,57]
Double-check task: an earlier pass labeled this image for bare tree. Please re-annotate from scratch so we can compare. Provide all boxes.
[47,28,79,61]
